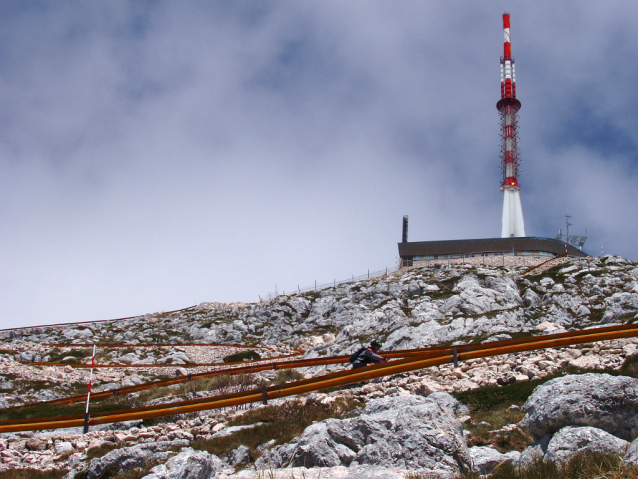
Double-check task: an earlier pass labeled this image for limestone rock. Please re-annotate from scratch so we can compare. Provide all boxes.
[228,445,250,467]
[468,446,520,474]
[142,447,223,479]
[25,438,47,451]
[623,437,638,465]
[427,391,469,416]
[521,373,638,441]
[256,395,470,475]
[54,440,73,455]
[79,440,189,479]
[544,426,629,463]
[516,435,551,466]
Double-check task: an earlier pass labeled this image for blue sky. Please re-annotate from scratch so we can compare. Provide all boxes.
[1,1,637,327]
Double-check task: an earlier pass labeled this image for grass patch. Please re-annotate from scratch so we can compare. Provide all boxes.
[0,470,69,479]
[310,325,339,334]
[426,282,457,301]
[85,442,122,459]
[192,396,362,462]
[525,264,566,283]
[451,363,633,452]
[620,354,638,378]
[456,453,638,478]
[44,347,93,364]
[133,373,257,405]
[0,392,138,423]
[271,369,305,385]
[453,363,627,414]
[301,290,322,302]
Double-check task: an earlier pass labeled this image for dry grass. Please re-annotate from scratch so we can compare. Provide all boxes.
[272,369,305,385]
[192,396,363,463]
[0,470,69,479]
[456,453,638,478]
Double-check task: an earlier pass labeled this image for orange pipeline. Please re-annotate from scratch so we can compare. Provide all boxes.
[2,327,638,432]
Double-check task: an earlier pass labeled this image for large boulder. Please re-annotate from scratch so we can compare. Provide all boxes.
[544,426,629,463]
[69,440,189,479]
[521,373,638,441]
[18,351,41,362]
[515,435,551,467]
[141,447,223,479]
[444,275,522,316]
[468,446,520,474]
[256,395,470,476]
[231,465,411,478]
[623,437,638,465]
[228,445,251,467]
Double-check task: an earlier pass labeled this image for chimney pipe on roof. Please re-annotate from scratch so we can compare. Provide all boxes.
[402,215,409,243]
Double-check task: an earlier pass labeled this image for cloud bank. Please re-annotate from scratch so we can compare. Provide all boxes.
[1,1,637,327]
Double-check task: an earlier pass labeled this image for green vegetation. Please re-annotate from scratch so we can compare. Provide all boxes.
[272,369,305,385]
[426,282,457,301]
[223,350,261,363]
[191,396,362,464]
[301,290,322,302]
[0,394,134,423]
[455,453,638,479]
[453,378,535,452]
[138,373,257,403]
[0,373,258,424]
[43,347,93,364]
[85,442,122,460]
[620,353,638,378]
[309,324,339,335]
[0,470,69,479]
[526,264,566,283]
[452,357,638,453]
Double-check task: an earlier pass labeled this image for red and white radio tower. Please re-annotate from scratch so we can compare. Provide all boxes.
[498,13,526,237]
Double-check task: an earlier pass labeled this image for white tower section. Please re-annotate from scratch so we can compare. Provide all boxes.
[497,13,526,238]
[501,187,526,237]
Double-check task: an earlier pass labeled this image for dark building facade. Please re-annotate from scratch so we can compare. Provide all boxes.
[398,236,588,268]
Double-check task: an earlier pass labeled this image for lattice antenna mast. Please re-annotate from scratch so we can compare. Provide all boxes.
[498,13,526,237]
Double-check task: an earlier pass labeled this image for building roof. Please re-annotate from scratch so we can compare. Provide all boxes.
[398,236,588,258]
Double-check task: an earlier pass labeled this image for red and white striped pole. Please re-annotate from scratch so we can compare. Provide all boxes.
[83,344,96,434]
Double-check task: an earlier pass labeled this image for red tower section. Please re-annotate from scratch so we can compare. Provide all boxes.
[497,13,521,189]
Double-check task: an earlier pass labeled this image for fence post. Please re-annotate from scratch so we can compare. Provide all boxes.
[84,344,96,434]
[452,347,458,368]
[261,384,268,405]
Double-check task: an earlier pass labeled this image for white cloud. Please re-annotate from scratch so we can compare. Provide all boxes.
[1,1,637,327]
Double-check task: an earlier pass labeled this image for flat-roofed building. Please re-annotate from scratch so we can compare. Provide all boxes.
[398,236,588,268]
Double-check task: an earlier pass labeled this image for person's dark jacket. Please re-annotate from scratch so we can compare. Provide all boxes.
[352,348,385,368]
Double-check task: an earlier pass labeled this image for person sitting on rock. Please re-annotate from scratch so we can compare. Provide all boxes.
[352,340,387,369]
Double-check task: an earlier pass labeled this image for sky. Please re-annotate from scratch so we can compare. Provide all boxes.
[1,1,637,328]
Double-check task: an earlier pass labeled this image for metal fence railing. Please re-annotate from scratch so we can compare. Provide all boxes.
[262,265,401,301]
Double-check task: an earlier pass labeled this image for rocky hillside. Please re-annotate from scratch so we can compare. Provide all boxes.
[1,254,638,478]
[5,255,637,354]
